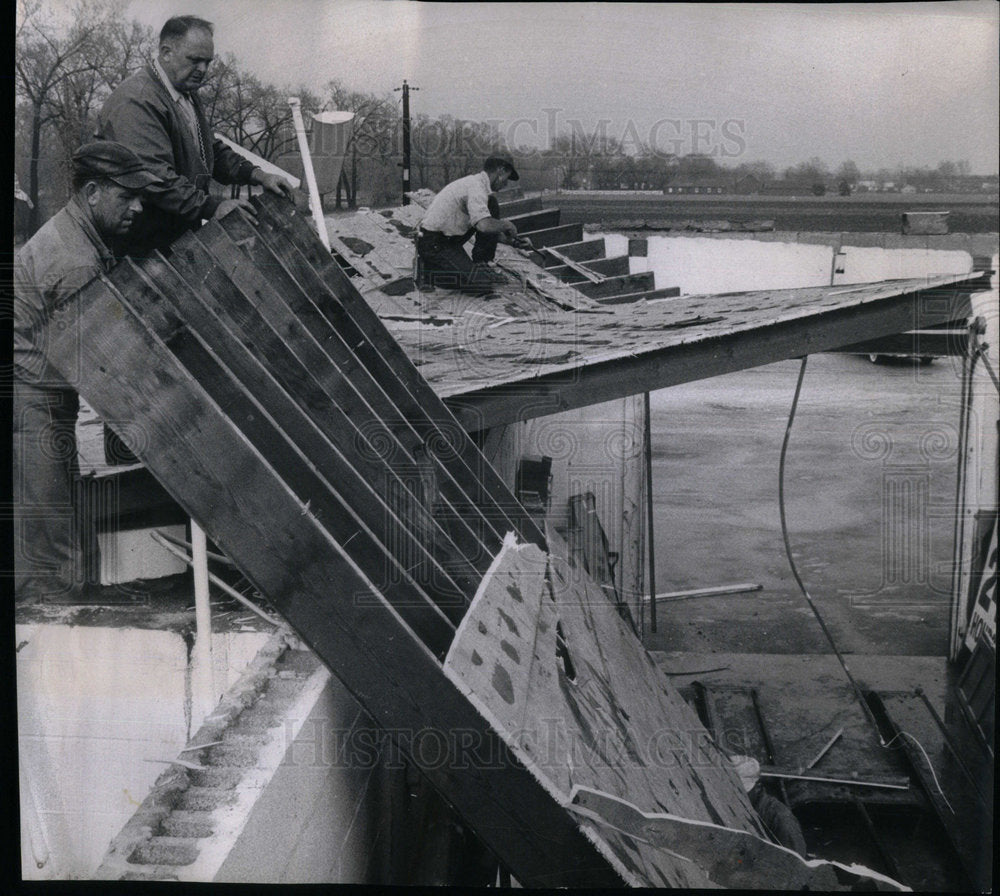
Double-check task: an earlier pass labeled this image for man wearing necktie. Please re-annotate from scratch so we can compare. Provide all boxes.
[97,15,294,256]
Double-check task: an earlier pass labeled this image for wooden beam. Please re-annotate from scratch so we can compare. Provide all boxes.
[111,258,461,647]
[596,286,682,305]
[542,246,603,282]
[496,196,543,217]
[548,255,631,284]
[121,251,475,630]
[185,223,496,583]
[541,238,606,265]
[582,255,631,278]
[39,255,623,890]
[577,272,656,299]
[520,222,583,248]
[444,279,979,428]
[831,329,970,357]
[508,208,561,233]
[246,196,547,549]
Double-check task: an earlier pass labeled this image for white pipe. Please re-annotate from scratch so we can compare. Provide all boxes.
[151,530,281,627]
[288,96,331,250]
[190,520,215,718]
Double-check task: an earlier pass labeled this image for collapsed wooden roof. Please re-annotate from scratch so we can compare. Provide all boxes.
[36,192,974,887]
[323,198,985,429]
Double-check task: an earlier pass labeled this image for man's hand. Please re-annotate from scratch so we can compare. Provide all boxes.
[214,198,257,223]
[499,219,519,243]
[251,168,295,199]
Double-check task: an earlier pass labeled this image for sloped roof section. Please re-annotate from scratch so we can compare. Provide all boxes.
[324,203,987,430]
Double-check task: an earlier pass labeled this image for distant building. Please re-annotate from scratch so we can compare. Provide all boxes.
[663,176,731,195]
[760,179,817,196]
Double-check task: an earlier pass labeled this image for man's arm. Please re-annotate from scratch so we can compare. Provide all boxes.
[467,178,518,242]
[474,215,519,242]
[208,139,294,200]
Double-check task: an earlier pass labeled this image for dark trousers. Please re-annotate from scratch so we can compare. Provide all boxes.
[12,381,92,600]
[415,195,501,292]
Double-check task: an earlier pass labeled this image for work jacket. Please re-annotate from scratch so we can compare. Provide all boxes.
[13,197,116,387]
[97,64,257,253]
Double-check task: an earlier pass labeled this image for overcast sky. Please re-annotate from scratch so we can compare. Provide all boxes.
[124,0,999,173]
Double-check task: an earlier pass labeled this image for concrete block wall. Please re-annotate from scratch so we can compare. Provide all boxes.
[213,671,388,883]
[94,635,392,884]
[608,231,990,294]
[17,621,270,878]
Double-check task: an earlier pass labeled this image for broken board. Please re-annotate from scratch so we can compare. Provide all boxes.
[444,533,904,888]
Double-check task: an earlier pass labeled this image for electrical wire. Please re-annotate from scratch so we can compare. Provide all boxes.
[778,357,879,728]
[778,356,953,811]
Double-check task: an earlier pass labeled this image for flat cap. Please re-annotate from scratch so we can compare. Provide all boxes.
[73,141,162,191]
[484,153,519,181]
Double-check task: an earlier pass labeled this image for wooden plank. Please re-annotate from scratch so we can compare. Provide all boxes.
[568,492,617,600]
[520,223,584,248]
[115,254,471,636]
[496,196,543,217]
[442,275,981,429]
[548,255,631,284]
[582,255,630,278]
[509,208,561,233]
[577,272,656,299]
[542,239,606,265]
[185,222,496,579]
[39,270,623,888]
[490,247,604,313]
[596,286,682,305]
[244,197,546,550]
[444,533,777,886]
[542,246,602,282]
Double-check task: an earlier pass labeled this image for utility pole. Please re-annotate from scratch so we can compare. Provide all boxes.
[394,80,419,204]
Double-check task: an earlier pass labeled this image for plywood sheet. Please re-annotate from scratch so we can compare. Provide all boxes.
[445,533,767,886]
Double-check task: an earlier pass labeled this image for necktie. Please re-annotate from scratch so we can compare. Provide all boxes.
[181,93,207,165]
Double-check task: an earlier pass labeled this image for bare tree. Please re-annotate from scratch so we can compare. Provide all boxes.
[325,80,398,208]
[15,0,155,231]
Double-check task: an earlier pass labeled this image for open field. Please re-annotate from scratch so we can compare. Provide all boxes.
[549,191,999,234]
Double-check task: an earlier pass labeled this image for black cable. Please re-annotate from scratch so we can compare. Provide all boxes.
[777,356,884,738]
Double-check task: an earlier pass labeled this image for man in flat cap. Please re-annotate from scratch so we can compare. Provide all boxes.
[12,141,160,603]
[415,154,527,294]
[97,14,293,255]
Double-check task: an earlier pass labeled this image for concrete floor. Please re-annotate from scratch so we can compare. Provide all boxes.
[643,351,963,656]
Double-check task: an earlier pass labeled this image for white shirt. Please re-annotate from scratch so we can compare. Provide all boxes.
[419,171,493,236]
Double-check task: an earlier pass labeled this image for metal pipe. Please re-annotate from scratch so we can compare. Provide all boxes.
[804,726,843,771]
[759,769,910,791]
[647,583,762,603]
[152,531,281,627]
[155,527,235,566]
[643,391,656,635]
[288,96,330,250]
